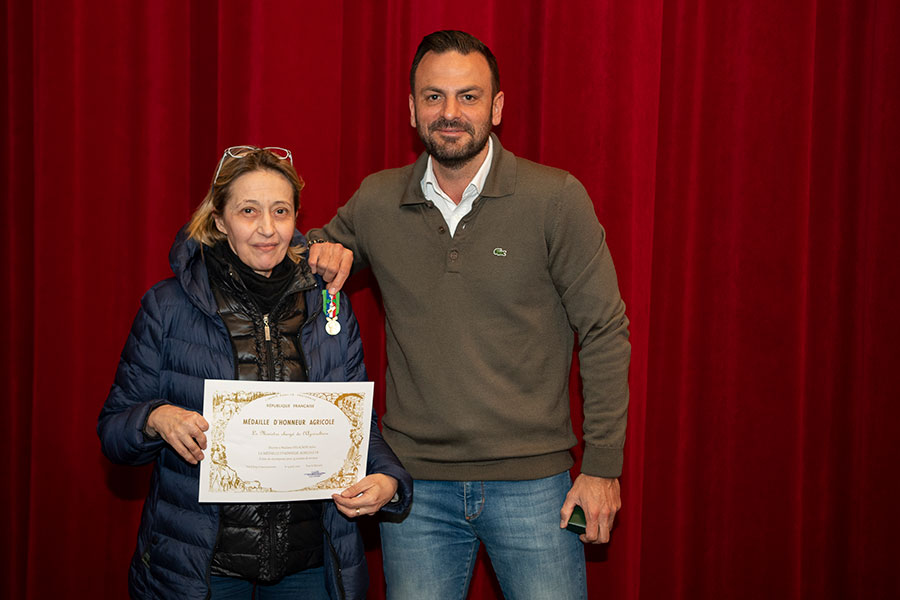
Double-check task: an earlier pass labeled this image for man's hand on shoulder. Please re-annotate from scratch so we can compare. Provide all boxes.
[307,241,353,295]
[560,473,621,544]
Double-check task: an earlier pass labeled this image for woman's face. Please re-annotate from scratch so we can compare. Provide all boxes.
[214,169,296,277]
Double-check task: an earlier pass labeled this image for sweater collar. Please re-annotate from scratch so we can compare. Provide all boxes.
[399,133,517,207]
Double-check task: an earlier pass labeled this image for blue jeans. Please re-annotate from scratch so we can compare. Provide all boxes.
[379,472,586,600]
[209,566,328,599]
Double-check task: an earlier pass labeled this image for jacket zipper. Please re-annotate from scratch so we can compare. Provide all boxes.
[269,505,277,581]
[263,313,275,380]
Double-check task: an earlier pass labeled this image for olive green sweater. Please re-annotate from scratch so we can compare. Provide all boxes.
[309,135,630,480]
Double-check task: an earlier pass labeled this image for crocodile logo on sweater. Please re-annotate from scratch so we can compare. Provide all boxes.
[493,248,508,257]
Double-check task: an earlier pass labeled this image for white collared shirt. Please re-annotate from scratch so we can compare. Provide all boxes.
[420,136,494,237]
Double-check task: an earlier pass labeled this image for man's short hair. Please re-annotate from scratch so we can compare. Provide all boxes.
[409,30,500,96]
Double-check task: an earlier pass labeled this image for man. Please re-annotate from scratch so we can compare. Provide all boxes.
[309,30,630,600]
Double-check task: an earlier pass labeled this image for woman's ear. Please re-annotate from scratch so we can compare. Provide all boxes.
[214,214,228,235]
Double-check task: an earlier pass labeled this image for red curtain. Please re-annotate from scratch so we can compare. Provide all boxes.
[3,1,898,598]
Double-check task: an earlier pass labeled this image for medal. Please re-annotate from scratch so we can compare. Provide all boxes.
[322,290,341,336]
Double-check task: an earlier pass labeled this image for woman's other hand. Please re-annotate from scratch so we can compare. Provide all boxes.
[332,474,399,518]
[146,405,209,464]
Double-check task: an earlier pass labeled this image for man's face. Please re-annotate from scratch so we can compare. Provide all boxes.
[409,50,504,169]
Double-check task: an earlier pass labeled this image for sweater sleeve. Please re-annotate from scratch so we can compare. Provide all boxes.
[547,174,631,478]
[366,410,414,514]
[339,291,413,513]
[307,187,370,274]
[97,286,171,465]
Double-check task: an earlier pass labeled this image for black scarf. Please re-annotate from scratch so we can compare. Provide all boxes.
[204,241,296,315]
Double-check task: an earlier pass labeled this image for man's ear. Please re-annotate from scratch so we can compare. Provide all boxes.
[491,91,504,126]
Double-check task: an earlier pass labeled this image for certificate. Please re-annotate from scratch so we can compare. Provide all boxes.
[198,379,374,503]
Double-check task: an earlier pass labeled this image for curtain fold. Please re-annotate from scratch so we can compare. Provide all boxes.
[3,1,897,598]
[2,3,36,598]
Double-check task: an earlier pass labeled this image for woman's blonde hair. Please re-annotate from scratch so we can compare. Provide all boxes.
[187,147,306,262]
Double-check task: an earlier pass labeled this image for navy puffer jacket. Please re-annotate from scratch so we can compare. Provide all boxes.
[98,228,412,599]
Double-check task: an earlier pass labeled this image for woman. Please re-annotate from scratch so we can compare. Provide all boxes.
[98,146,411,599]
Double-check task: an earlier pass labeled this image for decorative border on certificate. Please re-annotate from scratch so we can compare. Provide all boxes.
[198,380,374,503]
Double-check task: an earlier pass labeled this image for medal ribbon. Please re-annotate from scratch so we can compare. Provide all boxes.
[322,290,340,320]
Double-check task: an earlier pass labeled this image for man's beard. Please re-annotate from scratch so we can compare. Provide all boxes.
[418,116,491,170]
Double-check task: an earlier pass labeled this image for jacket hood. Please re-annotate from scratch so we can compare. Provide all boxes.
[168,226,310,318]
